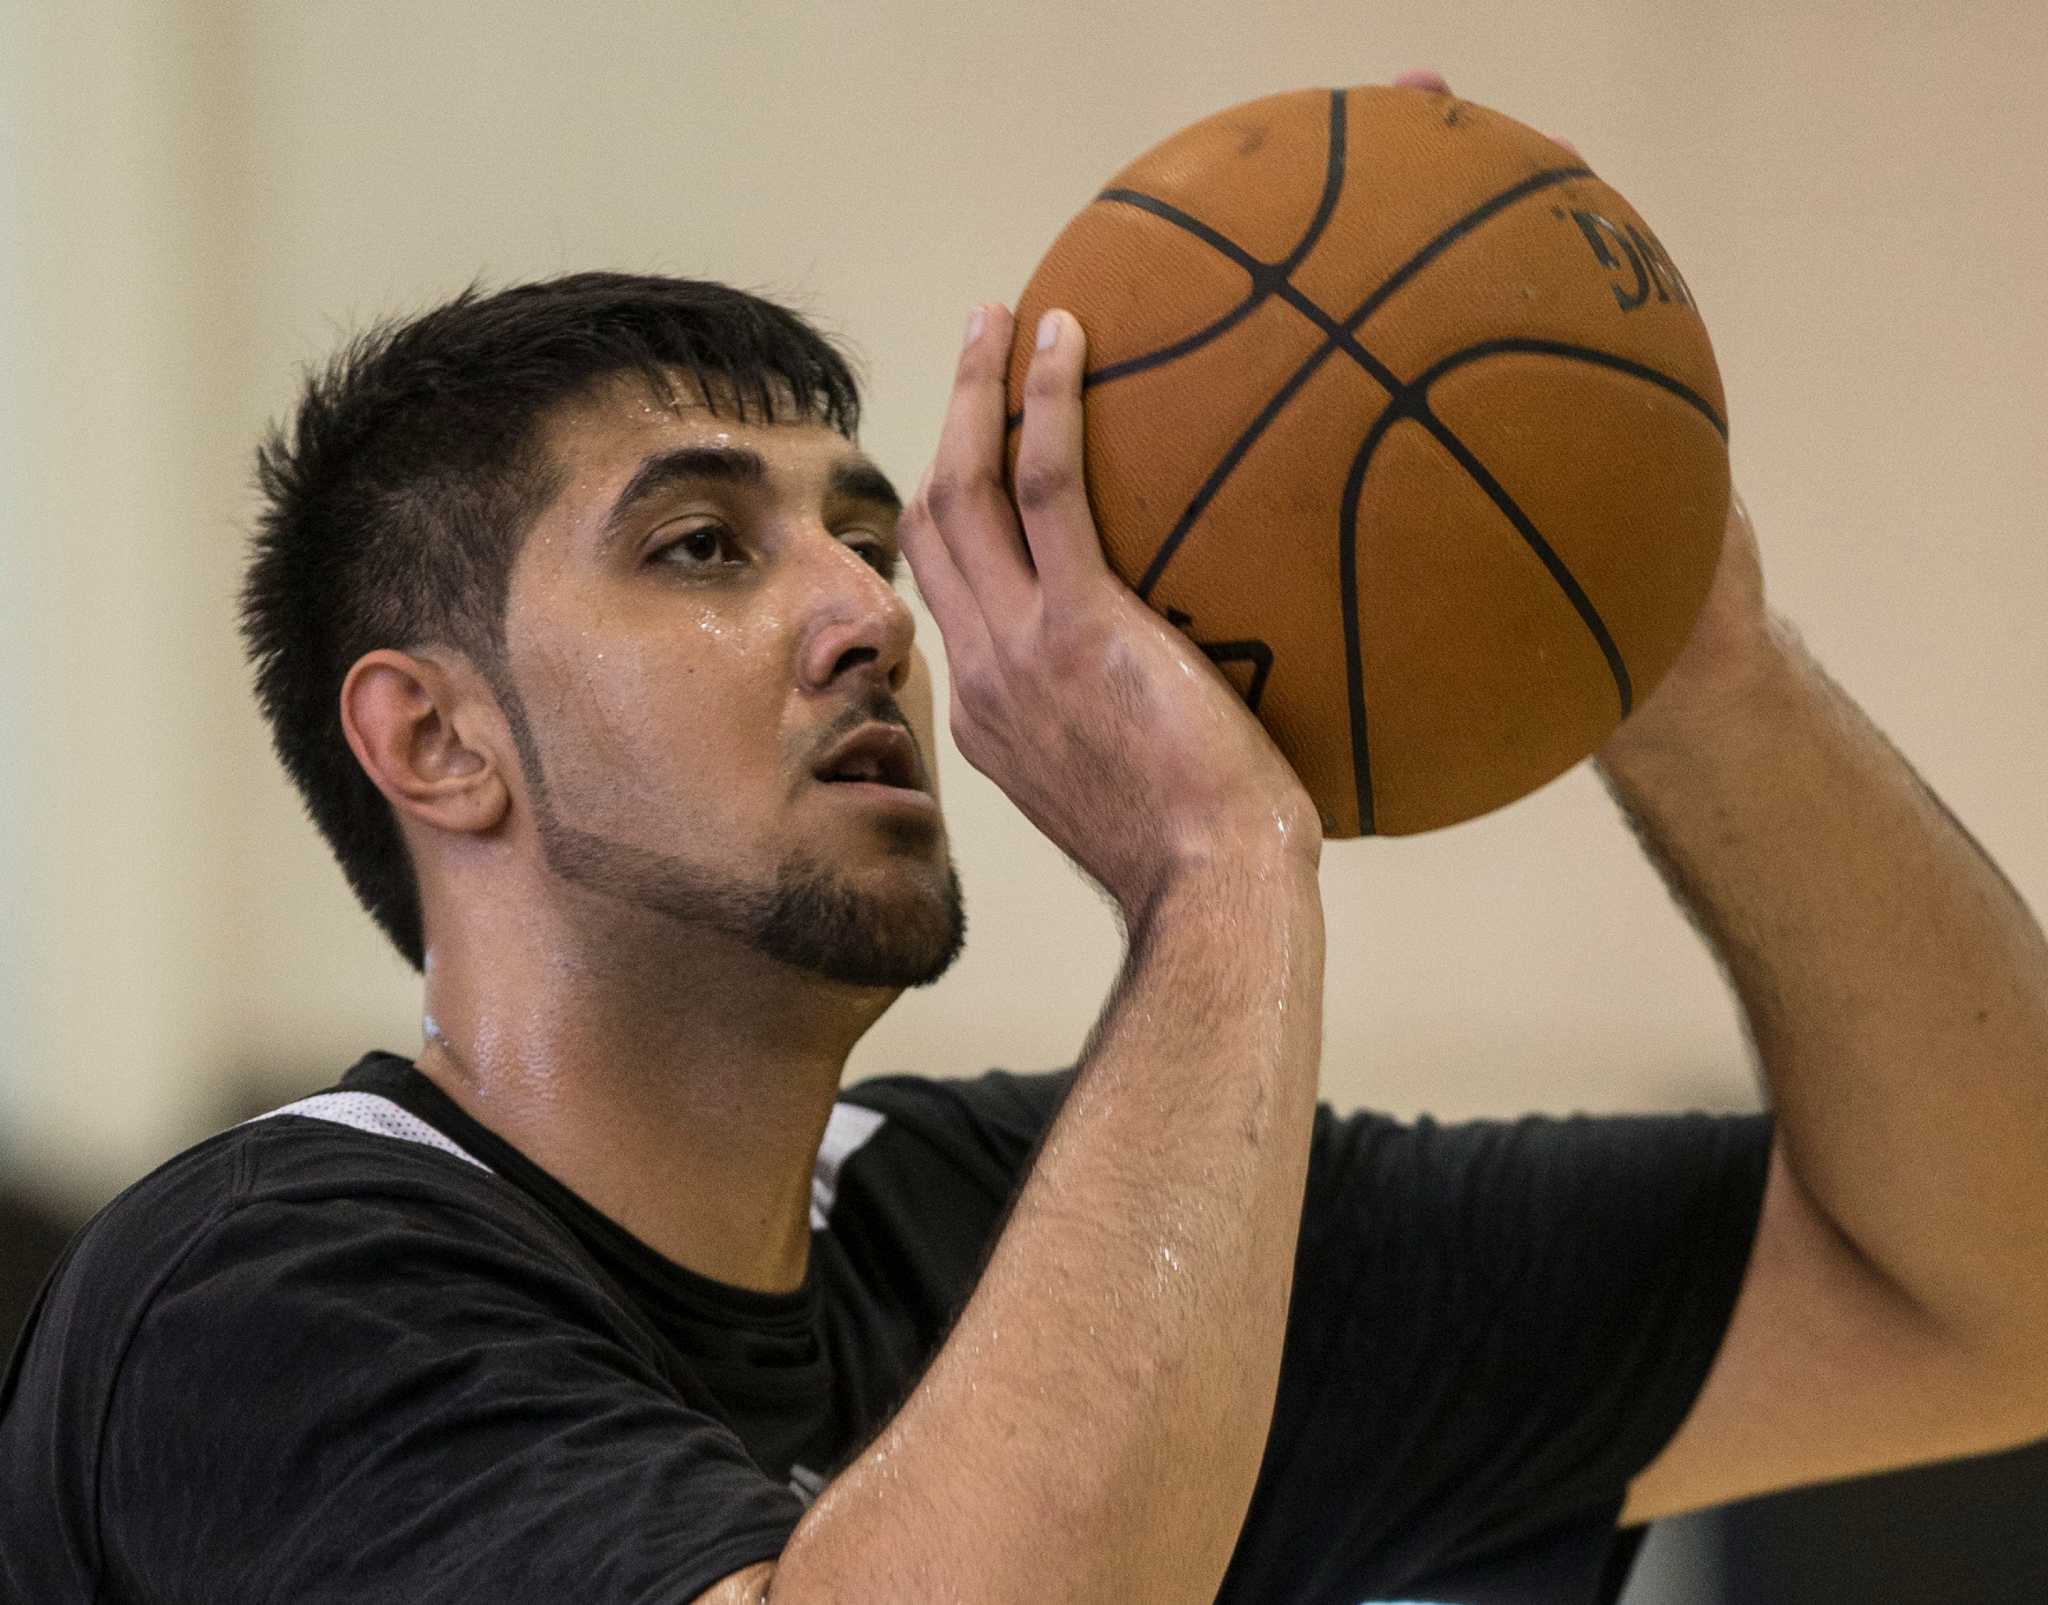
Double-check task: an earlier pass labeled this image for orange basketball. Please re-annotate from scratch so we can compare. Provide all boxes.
[1005,85,1728,835]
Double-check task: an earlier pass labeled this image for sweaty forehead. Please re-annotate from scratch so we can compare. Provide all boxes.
[533,372,869,538]
[542,368,847,475]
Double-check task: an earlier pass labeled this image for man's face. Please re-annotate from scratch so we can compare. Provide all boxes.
[491,375,964,990]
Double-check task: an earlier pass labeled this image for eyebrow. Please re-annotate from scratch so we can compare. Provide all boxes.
[828,459,904,517]
[598,444,902,548]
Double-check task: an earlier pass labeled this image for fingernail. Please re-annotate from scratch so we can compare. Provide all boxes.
[1036,310,1061,351]
[964,305,986,347]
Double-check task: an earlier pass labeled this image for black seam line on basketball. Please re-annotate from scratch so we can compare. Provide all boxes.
[1329,390,1472,834]
[1130,165,1593,597]
[1128,301,1405,598]
[1275,88,1350,276]
[1061,90,1352,400]
[1003,186,1272,429]
[1066,280,1261,403]
[1408,402,1634,715]
[1092,189,1262,274]
[1252,164,1601,391]
[1331,388,1485,834]
[1336,420,1387,835]
[1133,345,1338,598]
[1099,162,1594,400]
[1269,280,1406,391]
[1409,337,1729,440]
[1344,164,1593,333]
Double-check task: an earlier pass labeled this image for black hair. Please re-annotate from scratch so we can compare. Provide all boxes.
[239,271,863,971]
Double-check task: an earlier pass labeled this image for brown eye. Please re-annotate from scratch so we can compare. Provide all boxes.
[838,528,901,582]
[651,524,737,569]
[850,542,898,580]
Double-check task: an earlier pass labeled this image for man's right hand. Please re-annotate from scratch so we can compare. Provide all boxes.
[898,302,1323,917]
[716,306,1331,1603]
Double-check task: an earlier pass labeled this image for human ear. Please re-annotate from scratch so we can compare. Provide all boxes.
[339,649,510,837]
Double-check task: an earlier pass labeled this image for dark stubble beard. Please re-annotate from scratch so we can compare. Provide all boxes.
[497,678,967,989]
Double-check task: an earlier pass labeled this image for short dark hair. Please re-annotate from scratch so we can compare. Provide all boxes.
[240,271,863,971]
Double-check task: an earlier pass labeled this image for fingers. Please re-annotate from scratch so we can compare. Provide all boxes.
[1393,68,1451,93]
[1011,309,1110,600]
[1390,67,1583,163]
[922,304,1037,623]
[908,300,1109,676]
[898,462,994,673]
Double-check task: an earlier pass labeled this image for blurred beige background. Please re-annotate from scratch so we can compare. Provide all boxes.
[3,0,2042,1225]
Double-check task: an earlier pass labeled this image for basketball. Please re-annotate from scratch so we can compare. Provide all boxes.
[1004,85,1729,835]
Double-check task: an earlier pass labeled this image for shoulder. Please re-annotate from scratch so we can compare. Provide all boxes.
[0,1105,580,1597]
[117,1097,550,1241]
[18,1099,589,1384]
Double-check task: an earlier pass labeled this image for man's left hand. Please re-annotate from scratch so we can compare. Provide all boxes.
[1389,66,1784,765]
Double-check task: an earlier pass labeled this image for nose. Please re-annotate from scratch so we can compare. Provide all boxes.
[796,529,917,699]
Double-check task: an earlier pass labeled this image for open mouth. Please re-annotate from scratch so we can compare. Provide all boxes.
[810,722,939,822]
[813,723,928,795]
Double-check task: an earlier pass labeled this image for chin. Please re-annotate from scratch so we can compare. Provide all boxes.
[759,856,966,991]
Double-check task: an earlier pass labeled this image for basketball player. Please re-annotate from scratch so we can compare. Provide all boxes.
[5,102,2046,1605]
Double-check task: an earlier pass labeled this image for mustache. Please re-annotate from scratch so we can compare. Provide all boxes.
[816,693,918,754]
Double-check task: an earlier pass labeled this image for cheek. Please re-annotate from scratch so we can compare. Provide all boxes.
[524,604,789,820]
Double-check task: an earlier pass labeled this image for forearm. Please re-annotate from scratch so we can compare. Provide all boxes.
[1597,615,2048,1358]
[772,853,1327,1604]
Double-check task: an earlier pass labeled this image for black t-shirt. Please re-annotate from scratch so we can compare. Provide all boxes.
[1,1053,1772,1604]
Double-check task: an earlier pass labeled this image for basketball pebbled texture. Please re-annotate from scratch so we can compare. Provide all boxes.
[1005,85,1729,835]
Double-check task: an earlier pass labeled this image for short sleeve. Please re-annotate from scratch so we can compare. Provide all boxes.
[1223,1105,1774,1598]
[99,1189,802,1604]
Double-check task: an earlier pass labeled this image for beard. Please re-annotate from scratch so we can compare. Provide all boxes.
[531,812,966,988]
[498,680,967,990]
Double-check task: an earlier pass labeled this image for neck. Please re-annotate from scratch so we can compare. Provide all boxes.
[414,885,894,1294]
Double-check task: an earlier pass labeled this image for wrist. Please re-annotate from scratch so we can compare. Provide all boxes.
[1165,825,1323,895]
[1599,609,1805,775]
[1108,798,1323,924]
[1125,836,1324,936]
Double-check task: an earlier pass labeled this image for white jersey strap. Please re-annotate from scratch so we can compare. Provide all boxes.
[253,1088,890,1226]
[809,1102,886,1228]
[251,1090,492,1172]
